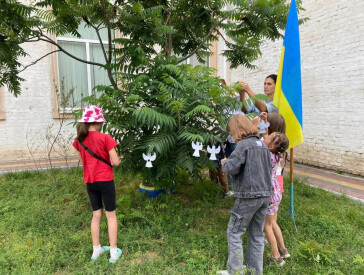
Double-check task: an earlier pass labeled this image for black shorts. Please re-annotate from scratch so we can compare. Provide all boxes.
[86,180,116,212]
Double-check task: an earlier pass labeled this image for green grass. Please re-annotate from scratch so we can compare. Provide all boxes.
[0,168,363,274]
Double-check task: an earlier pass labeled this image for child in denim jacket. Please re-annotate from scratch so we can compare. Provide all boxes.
[219,114,273,275]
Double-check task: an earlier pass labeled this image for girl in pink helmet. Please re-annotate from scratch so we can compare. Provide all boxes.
[72,105,122,263]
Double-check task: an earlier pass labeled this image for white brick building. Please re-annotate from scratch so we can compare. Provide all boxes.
[1,0,363,175]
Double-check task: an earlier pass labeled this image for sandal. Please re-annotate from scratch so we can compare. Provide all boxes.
[279,248,291,259]
[109,248,122,263]
[91,246,110,261]
[266,256,285,267]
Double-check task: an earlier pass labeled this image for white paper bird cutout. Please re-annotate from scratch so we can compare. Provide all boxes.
[191,141,203,157]
[207,145,220,160]
[258,121,270,134]
[142,153,156,168]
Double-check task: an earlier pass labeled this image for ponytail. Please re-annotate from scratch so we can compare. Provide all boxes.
[76,123,90,142]
[270,133,289,161]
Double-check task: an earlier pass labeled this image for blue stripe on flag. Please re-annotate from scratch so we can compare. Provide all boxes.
[281,0,302,127]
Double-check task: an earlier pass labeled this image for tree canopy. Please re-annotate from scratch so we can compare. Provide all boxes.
[0,0,301,96]
[0,0,304,184]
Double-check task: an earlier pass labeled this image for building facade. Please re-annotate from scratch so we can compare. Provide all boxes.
[1,0,363,175]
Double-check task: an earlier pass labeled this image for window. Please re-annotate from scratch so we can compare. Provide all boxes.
[187,54,210,67]
[56,23,114,109]
[0,87,5,120]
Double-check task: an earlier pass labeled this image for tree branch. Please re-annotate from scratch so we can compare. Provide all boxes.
[217,28,228,45]
[177,15,228,64]
[99,0,119,90]
[19,50,60,73]
[164,0,176,58]
[88,21,108,62]
[38,35,105,67]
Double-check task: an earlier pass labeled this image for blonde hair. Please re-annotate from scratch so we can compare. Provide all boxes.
[227,114,258,142]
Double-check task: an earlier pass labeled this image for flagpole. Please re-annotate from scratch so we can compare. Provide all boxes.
[280,148,297,232]
[289,148,298,232]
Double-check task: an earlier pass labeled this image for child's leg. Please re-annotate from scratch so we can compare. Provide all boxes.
[227,215,246,274]
[91,209,103,246]
[272,215,287,252]
[105,210,118,248]
[264,214,280,258]
[209,168,218,182]
[227,197,269,275]
[246,197,270,275]
[227,198,252,274]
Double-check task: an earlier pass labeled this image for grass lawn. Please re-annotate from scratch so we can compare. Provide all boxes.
[0,168,363,274]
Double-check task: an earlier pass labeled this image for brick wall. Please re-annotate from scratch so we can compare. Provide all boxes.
[0,39,76,162]
[1,0,363,175]
[226,0,364,175]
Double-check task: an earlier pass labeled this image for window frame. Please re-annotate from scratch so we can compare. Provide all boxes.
[55,35,112,113]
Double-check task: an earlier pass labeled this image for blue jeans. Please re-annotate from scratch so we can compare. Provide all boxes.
[227,197,269,275]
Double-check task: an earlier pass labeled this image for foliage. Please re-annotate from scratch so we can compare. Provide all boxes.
[85,62,241,187]
[0,0,306,95]
[0,0,301,184]
[0,169,363,274]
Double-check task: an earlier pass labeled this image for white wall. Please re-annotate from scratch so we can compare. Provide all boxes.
[0,39,76,161]
[224,0,364,175]
[1,0,363,175]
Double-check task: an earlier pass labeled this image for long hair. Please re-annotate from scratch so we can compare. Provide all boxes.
[227,114,258,142]
[76,123,90,142]
[267,113,286,134]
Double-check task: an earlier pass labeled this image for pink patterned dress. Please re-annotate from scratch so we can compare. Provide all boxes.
[267,152,283,215]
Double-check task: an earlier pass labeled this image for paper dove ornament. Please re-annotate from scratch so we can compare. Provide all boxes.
[142,153,156,168]
[207,145,220,160]
[191,141,203,157]
[258,121,270,134]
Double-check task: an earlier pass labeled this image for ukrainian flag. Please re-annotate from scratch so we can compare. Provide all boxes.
[273,0,303,149]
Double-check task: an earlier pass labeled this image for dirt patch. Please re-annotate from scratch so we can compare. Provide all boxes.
[219,208,229,216]
[128,251,159,265]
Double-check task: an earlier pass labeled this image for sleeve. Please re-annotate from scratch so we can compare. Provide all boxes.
[266,102,278,113]
[72,139,80,151]
[246,104,260,115]
[105,135,118,152]
[222,147,246,175]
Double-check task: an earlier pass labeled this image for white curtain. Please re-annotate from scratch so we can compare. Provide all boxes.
[57,23,114,107]
[57,41,88,108]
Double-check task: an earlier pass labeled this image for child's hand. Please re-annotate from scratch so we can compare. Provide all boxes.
[221,157,228,163]
[252,116,260,127]
[261,112,268,123]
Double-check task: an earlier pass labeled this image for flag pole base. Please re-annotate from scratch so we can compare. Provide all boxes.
[280,182,298,233]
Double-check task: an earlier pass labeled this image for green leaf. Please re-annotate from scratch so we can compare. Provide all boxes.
[133,107,176,130]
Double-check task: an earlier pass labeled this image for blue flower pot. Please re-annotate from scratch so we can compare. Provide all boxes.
[139,184,164,198]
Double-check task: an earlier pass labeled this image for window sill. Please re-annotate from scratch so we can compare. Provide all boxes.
[52,109,75,119]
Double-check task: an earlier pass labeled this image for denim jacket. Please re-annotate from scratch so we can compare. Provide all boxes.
[222,135,273,198]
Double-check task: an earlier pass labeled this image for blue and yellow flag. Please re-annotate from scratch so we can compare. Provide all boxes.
[273,0,303,149]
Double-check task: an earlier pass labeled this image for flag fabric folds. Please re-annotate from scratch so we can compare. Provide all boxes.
[273,0,303,149]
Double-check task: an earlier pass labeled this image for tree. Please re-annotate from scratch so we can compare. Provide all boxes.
[0,0,300,96]
[0,0,301,186]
